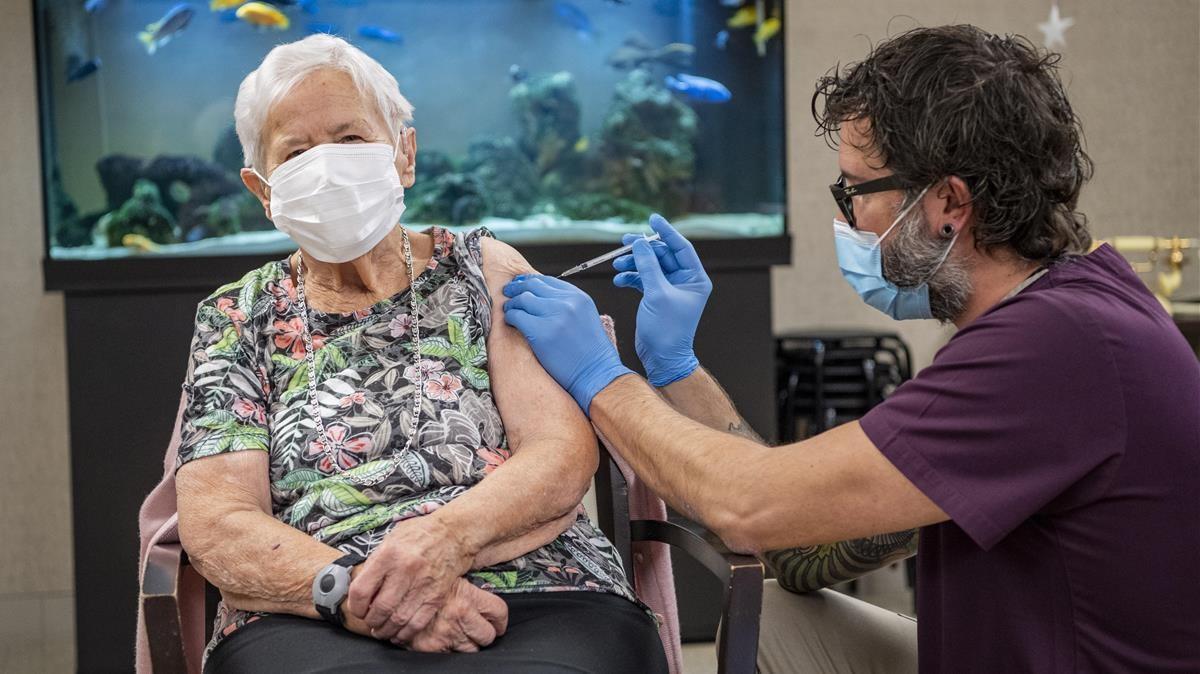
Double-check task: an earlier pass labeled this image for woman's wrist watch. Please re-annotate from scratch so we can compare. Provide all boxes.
[312,553,366,626]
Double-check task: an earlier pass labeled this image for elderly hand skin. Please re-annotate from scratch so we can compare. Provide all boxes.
[344,513,478,645]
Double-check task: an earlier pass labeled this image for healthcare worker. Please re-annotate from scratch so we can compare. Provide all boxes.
[502,25,1200,673]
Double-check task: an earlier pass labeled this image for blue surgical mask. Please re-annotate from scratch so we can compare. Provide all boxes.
[833,186,957,320]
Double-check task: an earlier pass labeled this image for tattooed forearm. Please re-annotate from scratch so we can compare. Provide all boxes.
[727,419,765,443]
[763,529,918,593]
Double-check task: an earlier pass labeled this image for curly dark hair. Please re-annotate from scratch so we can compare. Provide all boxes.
[813,25,1093,261]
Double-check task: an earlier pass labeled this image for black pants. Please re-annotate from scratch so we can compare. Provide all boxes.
[205,591,669,673]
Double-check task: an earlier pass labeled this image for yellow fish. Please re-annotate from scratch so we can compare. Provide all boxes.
[754,17,781,56]
[236,2,289,29]
[727,5,758,29]
[574,136,590,153]
[121,234,161,253]
[209,0,245,10]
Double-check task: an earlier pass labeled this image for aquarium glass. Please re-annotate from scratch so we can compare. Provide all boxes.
[37,0,786,260]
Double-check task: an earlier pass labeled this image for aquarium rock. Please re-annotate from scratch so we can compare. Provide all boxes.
[97,178,177,247]
[406,172,489,226]
[556,192,653,223]
[96,154,146,211]
[510,71,582,174]
[598,68,697,216]
[463,136,540,219]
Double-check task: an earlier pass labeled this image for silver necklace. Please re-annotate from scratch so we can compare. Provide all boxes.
[295,228,422,487]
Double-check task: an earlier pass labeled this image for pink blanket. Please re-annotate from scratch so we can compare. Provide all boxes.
[136,360,682,672]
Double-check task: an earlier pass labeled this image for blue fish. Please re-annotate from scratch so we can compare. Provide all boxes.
[715,29,730,50]
[357,25,402,44]
[553,2,593,40]
[83,0,107,14]
[307,22,341,35]
[137,3,195,55]
[665,74,731,103]
[66,55,101,82]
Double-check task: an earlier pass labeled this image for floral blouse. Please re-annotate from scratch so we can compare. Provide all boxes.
[176,227,638,658]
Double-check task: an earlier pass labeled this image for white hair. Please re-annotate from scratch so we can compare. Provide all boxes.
[234,34,414,170]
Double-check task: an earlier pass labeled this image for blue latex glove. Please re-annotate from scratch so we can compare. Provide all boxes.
[612,214,711,387]
[502,274,634,415]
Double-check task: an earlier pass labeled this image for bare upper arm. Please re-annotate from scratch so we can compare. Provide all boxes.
[478,237,596,459]
[176,450,272,548]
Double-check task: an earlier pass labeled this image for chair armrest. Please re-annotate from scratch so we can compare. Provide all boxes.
[631,520,763,674]
[141,542,191,674]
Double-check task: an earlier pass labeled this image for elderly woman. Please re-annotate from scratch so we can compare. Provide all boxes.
[174,35,666,673]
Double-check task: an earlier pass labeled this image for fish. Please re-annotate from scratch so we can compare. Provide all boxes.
[753,16,780,56]
[574,136,589,153]
[122,233,162,253]
[137,3,196,55]
[553,1,593,40]
[236,1,290,29]
[66,55,101,82]
[664,73,731,103]
[607,34,694,71]
[209,0,245,9]
[727,5,757,28]
[307,22,341,35]
[83,0,107,14]
[509,64,528,84]
[357,25,402,44]
[714,29,730,50]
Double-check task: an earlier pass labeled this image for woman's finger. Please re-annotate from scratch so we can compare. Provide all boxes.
[458,609,498,648]
[363,574,405,631]
[346,560,385,620]
[392,602,439,644]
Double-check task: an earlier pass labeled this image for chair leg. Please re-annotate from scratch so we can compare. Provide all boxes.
[716,561,764,674]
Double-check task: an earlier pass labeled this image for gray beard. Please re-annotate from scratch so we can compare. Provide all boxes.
[880,209,971,323]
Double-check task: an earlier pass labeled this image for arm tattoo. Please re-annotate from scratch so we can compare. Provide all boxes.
[762,529,919,593]
[727,419,764,443]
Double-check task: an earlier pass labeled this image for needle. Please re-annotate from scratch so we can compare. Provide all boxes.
[559,233,662,278]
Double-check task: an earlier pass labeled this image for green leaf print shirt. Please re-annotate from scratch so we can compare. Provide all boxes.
[176,227,639,657]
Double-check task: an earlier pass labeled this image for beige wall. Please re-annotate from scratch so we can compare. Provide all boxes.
[0,0,76,671]
[775,0,1200,369]
[0,1,1196,671]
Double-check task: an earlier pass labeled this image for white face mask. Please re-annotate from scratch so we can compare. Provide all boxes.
[253,138,406,263]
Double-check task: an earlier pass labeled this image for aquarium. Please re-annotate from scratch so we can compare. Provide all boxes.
[36,0,787,265]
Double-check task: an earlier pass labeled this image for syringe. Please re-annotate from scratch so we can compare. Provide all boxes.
[559,233,662,278]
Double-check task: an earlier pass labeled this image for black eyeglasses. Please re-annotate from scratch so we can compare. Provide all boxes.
[829,174,906,229]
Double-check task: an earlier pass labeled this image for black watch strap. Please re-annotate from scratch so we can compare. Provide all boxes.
[313,553,366,626]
